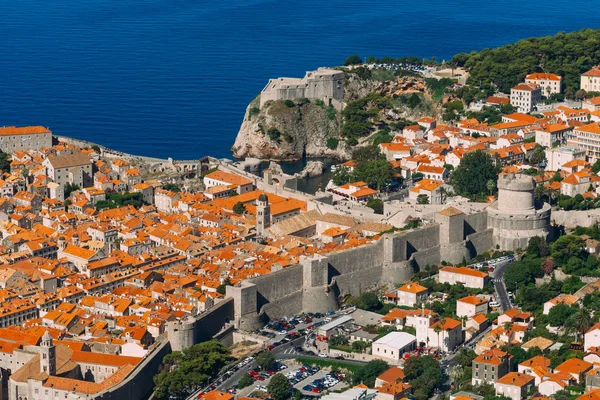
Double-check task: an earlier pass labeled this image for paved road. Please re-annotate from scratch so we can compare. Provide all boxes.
[490,259,512,313]
[186,310,354,398]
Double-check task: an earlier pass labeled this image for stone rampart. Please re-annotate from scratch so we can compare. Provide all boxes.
[95,339,171,400]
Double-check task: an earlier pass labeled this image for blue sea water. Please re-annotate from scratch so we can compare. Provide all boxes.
[0,0,598,159]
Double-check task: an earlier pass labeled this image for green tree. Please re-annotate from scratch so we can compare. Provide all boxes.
[256,351,277,370]
[452,151,500,199]
[153,340,231,399]
[366,198,384,214]
[267,373,292,400]
[455,348,477,368]
[352,159,395,190]
[354,292,381,311]
[417,194,429,204]
[352,146,384,165]
[233,201,246,215]
[163,183,181,192]
[527,236,550,258]
[353,359,389,387]
[551,235,585,264]
[593,159,600,174]
[530,144,546,165]
[327,137,339,150]
[0,152,10,173]
[486,179,496,196]
[333,166,352,186]
[352,341,368,353]
[91,144,101,153]
[64,183,80,198]
[403,356,444,399]
[216,277,231,295]
[567,308,593,335]
[238,373,253,389]
[547,303,572,326]
[329,335,349,347]
[344,55,362,66]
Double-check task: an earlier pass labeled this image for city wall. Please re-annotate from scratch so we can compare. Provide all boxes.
[228,213,495,330]
[95,339,172,400]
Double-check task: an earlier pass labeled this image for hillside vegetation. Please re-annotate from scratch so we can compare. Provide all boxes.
[451,28,600,97]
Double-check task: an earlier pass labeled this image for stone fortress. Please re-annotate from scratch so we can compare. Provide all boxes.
[259,68,345,108]
[168,173,551,348]
[488,173,551,250]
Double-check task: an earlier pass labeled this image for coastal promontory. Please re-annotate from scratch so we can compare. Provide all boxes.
[231,69,436,161]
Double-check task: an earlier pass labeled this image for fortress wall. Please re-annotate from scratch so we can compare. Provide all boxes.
[324,241,384,276]
[551,209,600,228]
[332,264,384,297]
[381,260,415,287]
[250,264,304,305]
[96,339,172,400]
[439,243,471,265]
[464,211,488,234]
[410,246,442,271]
[259,291,304,320]
[402,225,441,257]
[488,209,551,231]
[467,229,494,256]
[194,298,235,343]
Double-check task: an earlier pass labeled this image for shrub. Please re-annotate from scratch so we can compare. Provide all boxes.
[326,137,339,150]
[267,127,281,141]
[249,106,260,119]
[284,100,295,107]
[344,55,362,66]
[327,105,336,121]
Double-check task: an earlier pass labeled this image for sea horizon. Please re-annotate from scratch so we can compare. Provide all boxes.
[0,0,598,159]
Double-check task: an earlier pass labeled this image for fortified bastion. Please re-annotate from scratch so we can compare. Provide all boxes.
[167,174,551,348]
[487,173,550,250]
[260,68,345,108]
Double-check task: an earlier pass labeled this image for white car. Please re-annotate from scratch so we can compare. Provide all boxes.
[319,353,328,358]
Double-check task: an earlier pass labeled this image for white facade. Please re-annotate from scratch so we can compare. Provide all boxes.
[510,84,542,113]
[371,332,416,362]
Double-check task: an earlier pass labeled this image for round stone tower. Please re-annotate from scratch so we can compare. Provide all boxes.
[487,174,550,251]
[166,319,196,352]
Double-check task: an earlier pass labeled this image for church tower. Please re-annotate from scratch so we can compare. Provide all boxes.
[40,331,56,376]
[256,193,271,237]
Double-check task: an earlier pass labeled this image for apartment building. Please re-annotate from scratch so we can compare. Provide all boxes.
[510,83,542,113]
[0,126,52,153]
[525,72,562,95]
[565,123,600,162]
[581,67,600,93]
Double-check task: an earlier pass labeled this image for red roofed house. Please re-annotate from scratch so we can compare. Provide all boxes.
[495,372,535,400]
[456,295,488,318]
[510,83,542,113]
[583,96,600,112]
[582,67,600,93]
[439,266,489,289]
[396,282,428,307]
[525,72,562,95]
[472,348,512,385]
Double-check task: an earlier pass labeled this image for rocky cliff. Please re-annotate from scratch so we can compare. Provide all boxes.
[232,72,438,161]
[231,97,350,161]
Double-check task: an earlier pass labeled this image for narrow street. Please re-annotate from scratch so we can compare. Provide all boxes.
[490,258,512,313]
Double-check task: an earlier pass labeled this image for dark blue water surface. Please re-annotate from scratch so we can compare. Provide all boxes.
[0,0,597,159]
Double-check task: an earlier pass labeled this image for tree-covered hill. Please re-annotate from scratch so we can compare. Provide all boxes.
[451,28,600,97]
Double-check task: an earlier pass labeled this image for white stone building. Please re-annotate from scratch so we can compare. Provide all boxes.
[510,83,542,113]
[525,72,562,95]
